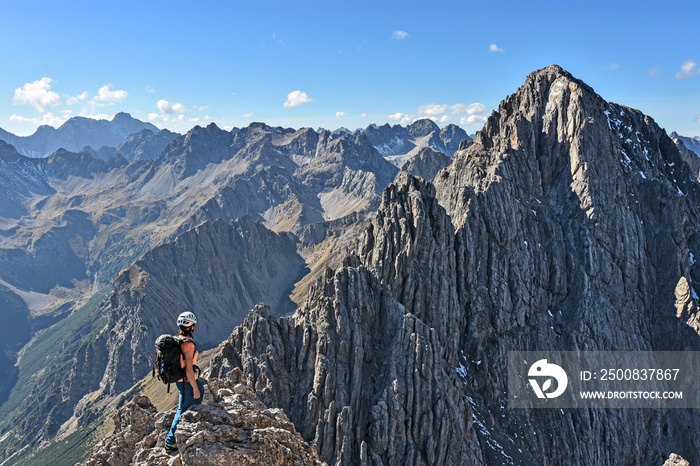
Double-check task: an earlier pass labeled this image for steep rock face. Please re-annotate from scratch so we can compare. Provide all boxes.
[399,147,451,182]
[434,64,700,464]
[0,141,54,219]
[79,373,324,466]
[0,285,30,403]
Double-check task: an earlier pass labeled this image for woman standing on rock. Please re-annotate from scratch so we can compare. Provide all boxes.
[165,311,204,452]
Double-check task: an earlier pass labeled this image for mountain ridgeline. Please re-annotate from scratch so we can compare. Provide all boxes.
[4,65,700,465]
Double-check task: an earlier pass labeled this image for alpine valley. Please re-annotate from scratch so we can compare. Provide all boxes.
[1,66,699,465]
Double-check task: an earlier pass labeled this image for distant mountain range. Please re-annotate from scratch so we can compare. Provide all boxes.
[0,113,160,158]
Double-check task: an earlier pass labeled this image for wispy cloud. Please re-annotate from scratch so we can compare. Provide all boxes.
[10,111,66,126]
[13,77,61,112]
[335,111,346,118]
[647,68,663,78]
[489,44,505,53]
[284,90,314,108]
[361,112,367,118]
[241,112,254,118]
[606,63,620,71]
[67,91,89,106]
[392,30,409,40]
[675,60,699,79]
[696,115,700,124]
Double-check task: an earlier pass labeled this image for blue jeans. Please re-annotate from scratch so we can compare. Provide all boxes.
[165,379,204,446]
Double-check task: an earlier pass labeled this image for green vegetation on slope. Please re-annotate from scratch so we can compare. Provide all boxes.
[0,287,110,465]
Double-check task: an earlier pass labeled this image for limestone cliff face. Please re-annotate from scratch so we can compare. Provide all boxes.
[204,66,700,465]
[433,64,700,464]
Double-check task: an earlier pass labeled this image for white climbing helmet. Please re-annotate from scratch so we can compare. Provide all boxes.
[177,311,197,327]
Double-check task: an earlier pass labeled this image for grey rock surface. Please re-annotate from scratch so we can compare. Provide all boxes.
[78,375,324,466]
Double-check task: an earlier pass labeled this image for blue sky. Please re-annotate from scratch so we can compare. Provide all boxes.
[2,0,699,137]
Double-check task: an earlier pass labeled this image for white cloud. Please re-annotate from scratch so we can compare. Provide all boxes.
[10,114,34,123]
[460,115,488,125]
[393,30,409,40]
[388,112,414,125]
[648,68,663,78]
[145,85,155,93]
[284,90,314,108]
[67,91,89,105]
[156,99,186,114]
[489,44,505,53]
[10,111,66,127]
[13,77,61,112]
[607,63,620,71]
[675,60,699,79]
[696,115,700,124]
[417,104,449,117]
[361,112,367,118]
[241,112,254,118]
[199,106,209,111]
[94,84,128,104]
[452,103,487,115]
[148,112,164,122]
[336,111,346,118]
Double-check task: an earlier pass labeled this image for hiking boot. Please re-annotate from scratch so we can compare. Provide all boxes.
[164,442,178,453]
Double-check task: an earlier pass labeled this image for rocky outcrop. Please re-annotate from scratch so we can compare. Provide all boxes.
[78,373,324,466]
[663,453,690,466]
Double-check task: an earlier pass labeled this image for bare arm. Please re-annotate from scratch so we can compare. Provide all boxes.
[183,348,200,398]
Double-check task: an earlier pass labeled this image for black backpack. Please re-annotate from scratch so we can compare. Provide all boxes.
[152,334,200,392]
